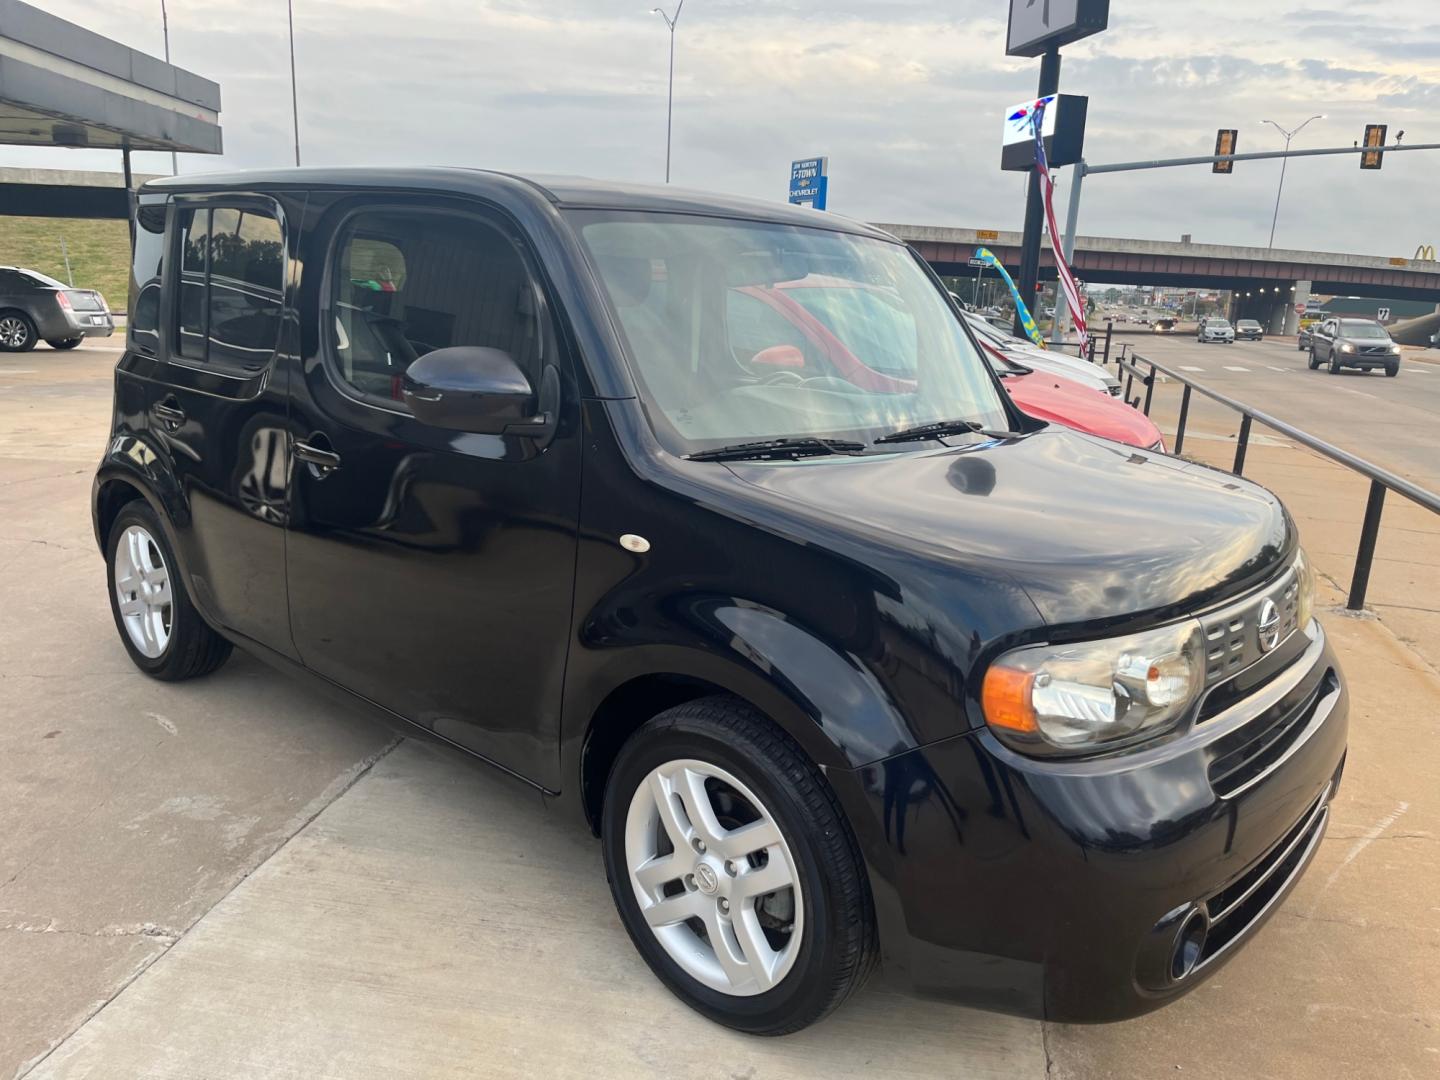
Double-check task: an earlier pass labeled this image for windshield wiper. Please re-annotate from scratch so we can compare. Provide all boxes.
[685,437,868,463]
[873,419,1019,445]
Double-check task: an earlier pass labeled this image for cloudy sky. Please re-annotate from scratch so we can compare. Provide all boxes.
[28,0,1440,256]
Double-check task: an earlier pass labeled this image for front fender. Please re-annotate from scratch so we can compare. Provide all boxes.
[570,595,917,774]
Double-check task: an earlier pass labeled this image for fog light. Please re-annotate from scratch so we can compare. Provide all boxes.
[1171,910,1209,981]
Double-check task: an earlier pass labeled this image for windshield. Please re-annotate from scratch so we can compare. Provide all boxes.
[1238,320,1261,328]
[573,212,1009,455]
[1340,321,1389,339]
[1209,320,1232,329]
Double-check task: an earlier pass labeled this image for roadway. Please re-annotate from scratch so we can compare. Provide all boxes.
[1115,333,1440,487]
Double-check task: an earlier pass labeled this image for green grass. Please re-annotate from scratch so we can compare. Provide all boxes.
[0,217,131,311]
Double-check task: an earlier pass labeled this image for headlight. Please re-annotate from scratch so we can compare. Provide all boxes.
[982,621,1204,756]
[1390,344,1402,354]
[1295,548,1316,631]
[1340,343,1357,353]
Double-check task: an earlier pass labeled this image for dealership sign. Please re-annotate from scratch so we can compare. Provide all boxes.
[1006,0,1110,58]
[788,157,829,210]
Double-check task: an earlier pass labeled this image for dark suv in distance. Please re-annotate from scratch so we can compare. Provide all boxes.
[93,169,1349,1035]
[1308,318,1402,376]
[0,266,114,351]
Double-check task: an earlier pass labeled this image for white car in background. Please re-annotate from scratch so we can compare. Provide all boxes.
[961,312,1123,397]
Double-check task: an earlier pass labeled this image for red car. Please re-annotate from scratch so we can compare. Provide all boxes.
[986,350,1166,452]
[736,279,1166,452]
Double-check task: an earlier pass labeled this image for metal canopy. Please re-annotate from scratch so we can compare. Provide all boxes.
[0,0,221,154]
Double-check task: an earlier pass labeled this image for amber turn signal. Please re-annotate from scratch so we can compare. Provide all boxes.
[981,665,1037,734]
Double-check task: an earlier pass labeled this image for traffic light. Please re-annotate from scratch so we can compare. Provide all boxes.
[1213,129,1238,174]
[1361,124,1387,170]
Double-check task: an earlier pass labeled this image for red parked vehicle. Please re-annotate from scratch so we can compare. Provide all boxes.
[733,277,1166,452]
[988,351,1166,452]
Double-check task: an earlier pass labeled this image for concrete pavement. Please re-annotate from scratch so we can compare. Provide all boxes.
[0,343,395,1077]
[5,341,1439,1079]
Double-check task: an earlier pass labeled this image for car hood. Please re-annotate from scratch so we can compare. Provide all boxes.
[725,428,1293,630]
[1003,372,1161,449]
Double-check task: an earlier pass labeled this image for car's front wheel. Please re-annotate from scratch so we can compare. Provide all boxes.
[1385,364,1399,377]
[1308,348,1320,369]
[45,337,83,350]
[1329,353,1343,374]
[602,697,876,1035]
[106,500,232,680]
[0,312,37,352]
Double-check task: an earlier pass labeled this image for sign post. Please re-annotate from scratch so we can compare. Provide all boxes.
[1004,0,1109,339]
[788,157,829,210]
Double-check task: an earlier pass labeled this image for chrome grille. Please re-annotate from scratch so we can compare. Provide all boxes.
[1198,567,1300,687]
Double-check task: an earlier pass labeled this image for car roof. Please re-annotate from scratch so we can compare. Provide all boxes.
[140,167,895,241]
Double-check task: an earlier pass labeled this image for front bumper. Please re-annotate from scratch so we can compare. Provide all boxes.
[831,623,1348,1022]
[1332,351,1398,369]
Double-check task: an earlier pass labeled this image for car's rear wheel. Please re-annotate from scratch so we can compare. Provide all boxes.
[45,337,83,350]
[602,696,876,1035]
[0,312,37,352]
[106,500,232,680]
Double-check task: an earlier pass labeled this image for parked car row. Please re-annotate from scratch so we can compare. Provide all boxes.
[0,266,113,351]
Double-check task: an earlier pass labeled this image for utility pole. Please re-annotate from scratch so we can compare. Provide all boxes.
[160,0,177,174]
[652,2,685,183]
[287,0,301,167]
[1262,115,1324,248]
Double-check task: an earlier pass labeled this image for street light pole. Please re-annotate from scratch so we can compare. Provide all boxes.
[651,1,685,183]
[1262,115,1324,249]
[160,0,177,175]
[287,0,301,167]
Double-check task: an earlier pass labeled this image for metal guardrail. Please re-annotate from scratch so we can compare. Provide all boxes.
[1106,352,1440,612]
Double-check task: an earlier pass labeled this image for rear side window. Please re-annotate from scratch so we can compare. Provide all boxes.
[0,268,34,292]
[326,207,544,406]
[129,197,167,355]
[173,202,285,370]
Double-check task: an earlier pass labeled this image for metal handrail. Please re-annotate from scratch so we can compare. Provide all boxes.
[1131,352,1440,611]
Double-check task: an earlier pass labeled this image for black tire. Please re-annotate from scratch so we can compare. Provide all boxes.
[0,311,38,352]
[1308,348,1320,370]
[45,337,83,350]
[105,500,232,680]
[1385,365,1399,377]
[1329,353,1342,374]
[601,696,877,1036]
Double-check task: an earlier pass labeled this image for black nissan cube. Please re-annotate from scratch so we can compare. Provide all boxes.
[94,169,1348,1035]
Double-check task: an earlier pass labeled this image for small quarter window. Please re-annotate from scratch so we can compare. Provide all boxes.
[327,208,543,406]
[129,198,167,355]
[173,202,285,370]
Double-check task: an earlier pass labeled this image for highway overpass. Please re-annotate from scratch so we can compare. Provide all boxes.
[881,224,1440,334]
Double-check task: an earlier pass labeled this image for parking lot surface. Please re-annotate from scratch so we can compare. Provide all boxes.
[5,341,1438,1079]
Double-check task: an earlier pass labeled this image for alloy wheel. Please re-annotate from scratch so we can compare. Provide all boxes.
[624,758,804,997]
[113,524,173,658]
[0,316,30,349]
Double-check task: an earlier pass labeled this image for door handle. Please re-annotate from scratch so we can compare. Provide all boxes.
[294,438,342,475]
[151,399,186,429]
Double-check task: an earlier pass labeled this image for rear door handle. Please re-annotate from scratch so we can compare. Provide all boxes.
[294,439,342,474]
[151,399,186,429]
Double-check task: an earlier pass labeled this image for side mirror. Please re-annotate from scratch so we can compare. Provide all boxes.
[401,347,551,437]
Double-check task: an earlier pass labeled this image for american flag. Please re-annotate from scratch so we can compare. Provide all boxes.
[1031,98,1088,349]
